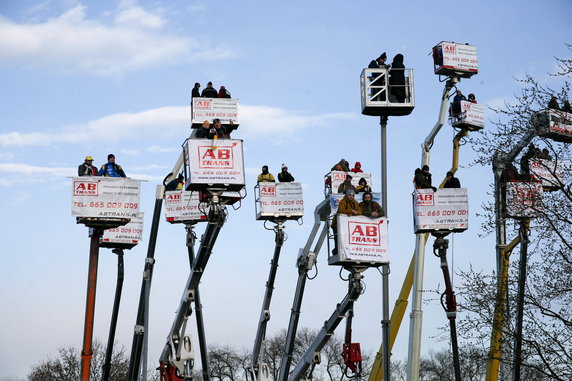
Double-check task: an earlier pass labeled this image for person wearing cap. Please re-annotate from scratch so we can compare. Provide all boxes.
[166,173,185,191]
[191,82,201,98]
[98,154,126,177]
[257,165,275,183]
[337,174,357,194]
[201,81,218,98]
[278,164,295,182]
[78,156,98,176]
[548,95,560,110]
[331,189,362,255]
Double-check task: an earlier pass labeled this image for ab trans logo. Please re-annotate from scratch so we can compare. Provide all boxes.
[165,192,181,204]
[348,221,382,246]
[260,185,276,197]
[415,192,434,206]
[74,181,98,196]
[198,146,234,169]
[194,100,212,110]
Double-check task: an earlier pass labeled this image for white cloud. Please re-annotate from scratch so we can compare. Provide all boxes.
[0,105,356,147]
[147,145,178,153]
[0,4,235,76]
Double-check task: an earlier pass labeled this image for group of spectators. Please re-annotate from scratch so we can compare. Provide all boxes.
[77,154,126,177]
[413,165,461,191]
[257,164,295,183]
[518,143,552,180]
[368,52,408,103]
[192,82,231,99]
[196,118,234,139]
[450,89,477,117]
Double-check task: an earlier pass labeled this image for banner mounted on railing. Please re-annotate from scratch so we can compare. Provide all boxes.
[256,182,303,219]
[101,213,144,245]
[71,177,142,218]
[164,191,207,222]
[413,188,469,233]
[333,215,389,265]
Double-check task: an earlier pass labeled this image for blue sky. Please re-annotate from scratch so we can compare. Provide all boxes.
[0,1,571,380]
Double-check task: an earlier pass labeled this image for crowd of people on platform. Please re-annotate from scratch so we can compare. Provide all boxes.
[77,154,126,177]
[368,52,408,103]
[449,89,477,117]
[192,82,231,99]
[257,164,295,183]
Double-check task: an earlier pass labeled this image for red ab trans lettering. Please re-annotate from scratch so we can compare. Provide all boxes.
[260,186,276,197]
[415,193,434,206]
[348,222,381,246]
[199,147,233,168]
[74,181,98,196]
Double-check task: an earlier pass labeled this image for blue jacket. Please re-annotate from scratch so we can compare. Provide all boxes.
[98,162,126,177]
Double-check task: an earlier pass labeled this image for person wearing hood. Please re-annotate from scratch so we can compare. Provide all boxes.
[414,165,435,191]
[359,191,384,218]
[166,173,185,191]
[351,162,363,173]
[78,156,98,176]
[218,86,231,98]
[191,82,201,98]
[443,171,461,188]
[356,177,371,193]
[389,54,406,103]
[278,164,295,182]
[331,189,361,255]
[338,174,357,194]
[331,159,350,172]
[562,100,571,113]
[467,93,477,104]
[257,165,275,183]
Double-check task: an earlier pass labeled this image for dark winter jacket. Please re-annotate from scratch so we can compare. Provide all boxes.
[414,168,433,189]
[78,163,98,176]
[359,200,384,217]
[98,162,126,177]
[201,87,218,98]
[278,172,295,182]
[389,54,406,101]
[338,181,358,195]
[444,177,461,188]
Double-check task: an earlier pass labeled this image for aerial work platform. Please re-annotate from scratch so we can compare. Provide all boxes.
[255,182,304,221]
[412,188,469,234]
[100,213,144,250]
[531,109,572,143]
[529,158,569,191]
[450,100,484,131]
[184,138,245,192]
[360,68,415,116]
[191,97,240,130]
[71,177,143,229]
[328,214,389,268]
[501,180,544,219]
[432,41,478,78]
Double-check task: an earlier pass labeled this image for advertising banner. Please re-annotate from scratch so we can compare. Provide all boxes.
[529,159,569,189]
[71,177,142,218]
[459,101,485,129]
[191,98,240,126]
[164,191,207,222]
[333,215,389,265]
[256,182,304,219]
[548,109,572,136]
[330,171,373,194]
[505,181,543,218]
[101,213,144,245]
[329,193,382,217]
[440,42,478,73]
[413,188,469,233]
[185,139,245,191]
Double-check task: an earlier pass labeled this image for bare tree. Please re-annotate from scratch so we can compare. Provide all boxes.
[457,46,572,380]
[27,340,130,381]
